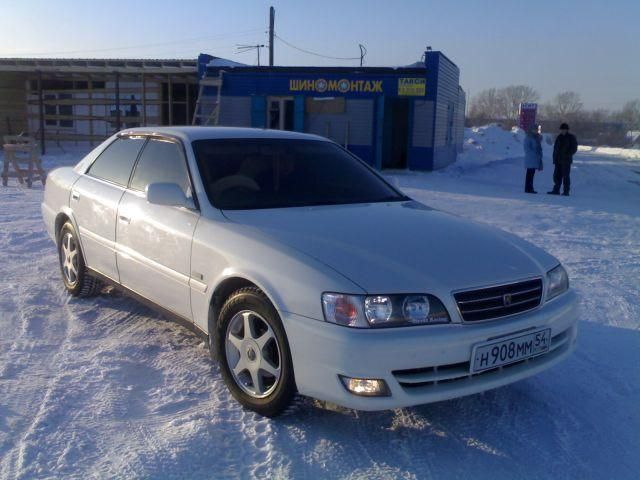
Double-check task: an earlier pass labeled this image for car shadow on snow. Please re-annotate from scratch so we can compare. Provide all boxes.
[265,321,639,480]
[66,286,638,479]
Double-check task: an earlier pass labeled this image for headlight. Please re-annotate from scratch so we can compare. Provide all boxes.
[546,264,569,301]
[322,293,450,328]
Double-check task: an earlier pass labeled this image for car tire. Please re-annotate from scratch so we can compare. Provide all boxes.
[57,221,101,297]
[216,286,296,417]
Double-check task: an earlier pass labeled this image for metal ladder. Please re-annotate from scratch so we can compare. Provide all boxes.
[191,71,224,126]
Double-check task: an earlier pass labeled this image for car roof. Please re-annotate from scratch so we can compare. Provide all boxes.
[118,126,330,142]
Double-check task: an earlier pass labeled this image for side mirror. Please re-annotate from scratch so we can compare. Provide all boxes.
[146,182,194,209]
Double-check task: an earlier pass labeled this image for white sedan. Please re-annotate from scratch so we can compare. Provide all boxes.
[42,127,578,417]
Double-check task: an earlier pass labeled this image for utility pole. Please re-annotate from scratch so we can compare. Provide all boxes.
[359,44,367,67]
[269,6,275,66]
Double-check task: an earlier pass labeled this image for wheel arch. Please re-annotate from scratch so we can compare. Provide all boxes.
[54,208,89,265]
[54,212,71,240]
[207,275,283,357]
[54,207,80,240]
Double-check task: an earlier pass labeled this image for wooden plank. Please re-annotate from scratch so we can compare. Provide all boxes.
[24,86,163,95]
[27,98,187,106]
[38,133,113,141]
[26,113,161,122]
[0,65,197,75]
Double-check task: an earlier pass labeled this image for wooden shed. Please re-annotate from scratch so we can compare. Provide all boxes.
[0,57,199,152]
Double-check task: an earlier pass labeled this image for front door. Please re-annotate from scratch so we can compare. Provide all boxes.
[267,97,294,130]
[116,137,199,320]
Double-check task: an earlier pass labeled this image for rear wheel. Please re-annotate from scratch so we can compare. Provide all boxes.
[57,221,101,297]
[216,287,295,417]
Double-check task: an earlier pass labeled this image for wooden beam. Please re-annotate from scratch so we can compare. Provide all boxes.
[27,98,185,106]
[185,81,190,125]
[167,74,172,126]
[142,72,147,126]
[27,113,161,122]
[115,71,121,131]
[37,70,45,155]
[88,74,93,146]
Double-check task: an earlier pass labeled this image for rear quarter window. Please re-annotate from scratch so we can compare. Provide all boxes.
[87,136,146,186]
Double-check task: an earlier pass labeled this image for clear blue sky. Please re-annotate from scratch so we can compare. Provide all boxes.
[1,0,638,109]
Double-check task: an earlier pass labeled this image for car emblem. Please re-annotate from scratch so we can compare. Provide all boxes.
[503,294,513,306]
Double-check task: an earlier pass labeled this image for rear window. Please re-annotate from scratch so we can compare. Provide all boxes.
[87,136,146,186]
[192,138,405,210]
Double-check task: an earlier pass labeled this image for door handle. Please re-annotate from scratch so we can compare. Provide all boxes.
[119,214,131,224]
[71,190,80,201]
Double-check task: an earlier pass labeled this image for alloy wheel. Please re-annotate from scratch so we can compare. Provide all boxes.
[60,232,79,285]
[225,310,282,398]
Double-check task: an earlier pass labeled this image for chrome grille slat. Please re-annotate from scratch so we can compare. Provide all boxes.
[461,294,541,314]
[454,278,543,322]
[456,285,541,305]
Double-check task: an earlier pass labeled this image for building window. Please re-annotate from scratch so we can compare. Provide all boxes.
[44,93,74,128]
[305,97,345,114]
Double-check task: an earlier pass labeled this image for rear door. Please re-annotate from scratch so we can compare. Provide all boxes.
[71,136,146,281]
[116,137,199,320]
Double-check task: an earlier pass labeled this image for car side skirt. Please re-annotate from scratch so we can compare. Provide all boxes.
[87,267,209,341]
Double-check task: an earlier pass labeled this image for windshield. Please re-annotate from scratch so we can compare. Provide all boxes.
[192,138,407,210]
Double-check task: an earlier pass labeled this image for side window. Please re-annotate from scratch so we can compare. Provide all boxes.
[87,136,146,186]
[130,138,191,195]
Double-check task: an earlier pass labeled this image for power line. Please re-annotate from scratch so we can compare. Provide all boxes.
[274,34,361,61]
[3,29,264,57]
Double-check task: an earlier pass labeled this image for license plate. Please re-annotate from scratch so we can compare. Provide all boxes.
[471,328,551,373]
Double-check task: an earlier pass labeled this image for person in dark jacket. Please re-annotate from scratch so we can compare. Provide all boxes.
[548,123,578,196]
[523,125,543,193]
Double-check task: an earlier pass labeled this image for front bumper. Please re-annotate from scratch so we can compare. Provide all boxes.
[282,290,578,411]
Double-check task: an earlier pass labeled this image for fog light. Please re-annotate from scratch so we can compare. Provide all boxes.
[339,376,391,397]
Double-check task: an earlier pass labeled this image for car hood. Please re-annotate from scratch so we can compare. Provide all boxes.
[223,201,558,293]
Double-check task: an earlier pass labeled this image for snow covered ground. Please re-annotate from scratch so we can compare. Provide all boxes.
[1,128,639,479]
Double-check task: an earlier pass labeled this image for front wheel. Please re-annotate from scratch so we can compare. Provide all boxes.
[216,287,295,417]
[57,221,101,297]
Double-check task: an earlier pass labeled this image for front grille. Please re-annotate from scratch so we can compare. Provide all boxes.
[454,278,543,322]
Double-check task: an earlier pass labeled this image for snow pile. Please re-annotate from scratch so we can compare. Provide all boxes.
[578,145,640,160]
[457,125,640,172]
[455,124,553,172]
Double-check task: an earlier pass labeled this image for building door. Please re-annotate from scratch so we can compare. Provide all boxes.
[267,96,294,130]
[382,98,410,169]
[446,102,455,145]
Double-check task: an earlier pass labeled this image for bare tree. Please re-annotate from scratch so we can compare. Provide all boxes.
[469,88,501,120]
[500,85,540,120]
[613,100,640,129]
[585,108,611,123]
[469,85,539,122]
[545,91,583,120]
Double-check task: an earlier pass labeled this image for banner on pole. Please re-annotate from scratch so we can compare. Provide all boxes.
[518,103,538,131]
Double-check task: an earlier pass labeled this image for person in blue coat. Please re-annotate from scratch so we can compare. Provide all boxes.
[523,125,543,193]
